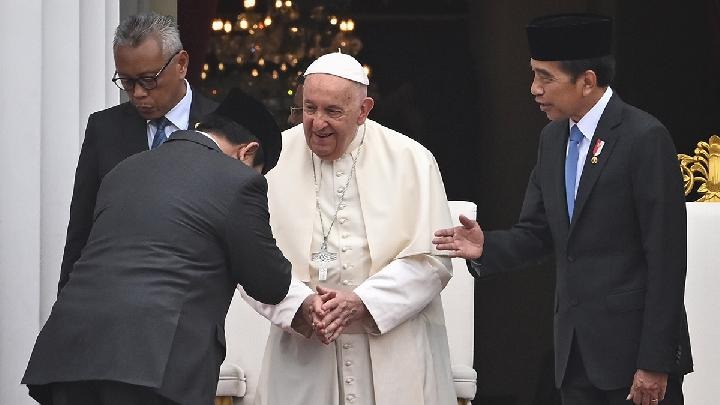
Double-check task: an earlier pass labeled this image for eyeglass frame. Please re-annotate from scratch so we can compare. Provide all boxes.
[301,105,345,120]
[289,106,303,117]
[111,49,182,92]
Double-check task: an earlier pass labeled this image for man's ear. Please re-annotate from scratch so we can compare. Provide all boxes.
[177,50,189,78]
[357,97,374,125]
[580,69,598,96]
[238,141,260,167]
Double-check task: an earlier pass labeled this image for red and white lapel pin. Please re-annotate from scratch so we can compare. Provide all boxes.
[591,139,605,164]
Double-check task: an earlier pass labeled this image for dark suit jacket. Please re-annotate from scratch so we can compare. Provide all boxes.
[472,93,692,389]
[58,90,217,292]
[23,131,291,405]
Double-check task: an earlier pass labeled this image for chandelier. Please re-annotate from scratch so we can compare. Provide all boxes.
[201,0,367,101]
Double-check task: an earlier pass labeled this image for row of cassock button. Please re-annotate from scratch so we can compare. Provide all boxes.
[343,342,356,403]
[337,165,360,403]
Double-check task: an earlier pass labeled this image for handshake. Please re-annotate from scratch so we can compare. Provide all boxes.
[292,286,371,344]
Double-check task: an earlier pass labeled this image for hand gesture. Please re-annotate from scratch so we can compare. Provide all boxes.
[291,293,330,337]
[432,214,485,259]
[626,369,667,405]
[314,286,368,344]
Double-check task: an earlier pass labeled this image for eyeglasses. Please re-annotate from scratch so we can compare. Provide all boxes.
[302,105,344,119]
[111,50,181,92]
[289,106,303,117]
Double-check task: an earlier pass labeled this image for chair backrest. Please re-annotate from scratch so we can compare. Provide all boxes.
[441,200,476,368]
[223,291,270,403]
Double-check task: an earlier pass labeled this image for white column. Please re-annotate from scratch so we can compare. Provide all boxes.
[0,1,43,404]
[0,1,119,403]
[40,0,81,323]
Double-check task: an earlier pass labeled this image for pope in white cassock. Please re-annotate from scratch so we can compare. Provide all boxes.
[242,52,457,405]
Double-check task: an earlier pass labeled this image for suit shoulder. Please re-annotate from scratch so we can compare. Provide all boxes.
[620,102,665,130]
[537,119,567,146]
[88,102,136,122]
[617,102,673,147]
[191,89,219,115]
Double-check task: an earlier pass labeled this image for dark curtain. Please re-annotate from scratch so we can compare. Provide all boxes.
[177,0,218,86]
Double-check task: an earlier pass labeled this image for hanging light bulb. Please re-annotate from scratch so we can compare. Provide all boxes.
[285,0,292,7]
[236,56,243,64]
[346,19,355,31]
[329,16,338,25]
[223,21,232,33]
[264,16,272,26]
[275,0,282,8]
[211,19,224,31]
[203,63,209,71]
[239,17,249,30]
[363,64,371,77]
[339,21,348,31]
[251,69,260,77]
[218,62,225,71]
[201,71,207,80]
[258,58,265,67]
[243,0,256,8]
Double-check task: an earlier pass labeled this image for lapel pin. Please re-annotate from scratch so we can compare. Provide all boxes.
[591,139,605,164]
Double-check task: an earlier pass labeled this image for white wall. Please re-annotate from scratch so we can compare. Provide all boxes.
[0,1,119,403]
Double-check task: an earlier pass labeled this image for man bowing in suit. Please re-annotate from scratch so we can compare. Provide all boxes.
[59,12,217,293]
[434,14,692,405]
[22,99,291,405]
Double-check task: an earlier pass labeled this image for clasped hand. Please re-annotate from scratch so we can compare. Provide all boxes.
[298,286,368,344]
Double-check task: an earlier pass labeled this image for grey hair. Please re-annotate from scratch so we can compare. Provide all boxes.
[113,12,182,58]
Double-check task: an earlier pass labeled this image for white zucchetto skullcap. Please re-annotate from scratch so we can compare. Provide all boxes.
[304,51,369,85]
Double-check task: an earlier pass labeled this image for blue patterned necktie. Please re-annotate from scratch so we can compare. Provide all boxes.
[150,117,171,149]
[565,124,584,221]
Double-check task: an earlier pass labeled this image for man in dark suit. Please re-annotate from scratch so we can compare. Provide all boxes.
[59,12,217,292]
[22,109,291,404]
[433,14,692,405]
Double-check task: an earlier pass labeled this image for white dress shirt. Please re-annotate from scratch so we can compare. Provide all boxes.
[146,79,192,148]
[567,87,613,198]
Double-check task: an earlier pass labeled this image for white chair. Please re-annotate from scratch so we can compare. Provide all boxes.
[443,201,478,405]
[215,362,246,405]
[218,289,271,404]
[217,200,478,404]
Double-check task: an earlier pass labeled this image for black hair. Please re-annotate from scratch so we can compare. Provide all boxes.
[559,54,616,87]
[195,113,257,146]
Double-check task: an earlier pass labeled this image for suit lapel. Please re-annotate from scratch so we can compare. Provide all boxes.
[568,94,623,236]
[551,121,572,230]
[122,103,150,153]
[188,88,217,129]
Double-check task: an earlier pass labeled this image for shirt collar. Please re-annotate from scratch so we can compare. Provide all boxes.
[148,79,192,130]
[196,130,220,148]
[570,86,613,141]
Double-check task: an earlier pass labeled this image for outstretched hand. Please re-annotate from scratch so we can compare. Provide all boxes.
[432,214,485,259]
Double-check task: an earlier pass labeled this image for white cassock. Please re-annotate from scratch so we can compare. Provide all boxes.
[243,119,457,405]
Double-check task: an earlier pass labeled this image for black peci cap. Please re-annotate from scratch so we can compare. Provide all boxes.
[214,88,282,173]
[527,13,612,61]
